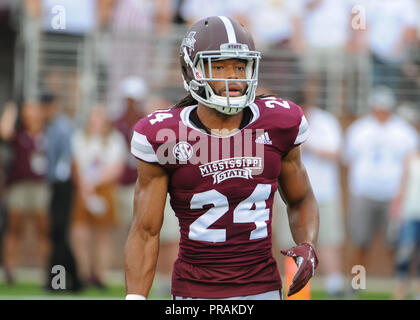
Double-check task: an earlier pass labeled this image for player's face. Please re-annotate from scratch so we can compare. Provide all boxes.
[204,59,247,97]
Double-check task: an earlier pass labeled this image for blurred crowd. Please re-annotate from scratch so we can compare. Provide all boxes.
[273,85,420,299]
[0,0,418,112]
[0,0,419,299]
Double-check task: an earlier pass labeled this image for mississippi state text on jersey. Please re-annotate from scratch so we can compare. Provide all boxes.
[131,97,309,298]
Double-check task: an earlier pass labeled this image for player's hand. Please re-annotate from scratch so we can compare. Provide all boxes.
[280,242,318,297]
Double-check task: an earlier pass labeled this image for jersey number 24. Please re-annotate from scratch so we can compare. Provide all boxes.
[189,184,271,243]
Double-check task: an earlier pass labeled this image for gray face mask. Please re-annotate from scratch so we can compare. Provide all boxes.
[185,48,261,115]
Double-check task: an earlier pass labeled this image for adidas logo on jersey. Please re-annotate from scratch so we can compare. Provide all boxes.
[255,132,272,145]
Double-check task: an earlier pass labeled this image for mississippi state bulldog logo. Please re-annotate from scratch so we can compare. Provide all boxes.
[181,31,197,56]
[173,142,194,161]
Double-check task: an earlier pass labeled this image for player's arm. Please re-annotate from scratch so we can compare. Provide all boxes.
[278,146,319,296]
[124,159,169,298]
[278,146,319,245]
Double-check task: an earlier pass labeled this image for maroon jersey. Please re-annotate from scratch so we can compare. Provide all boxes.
[7,129,48,185]
[131,97,309,298]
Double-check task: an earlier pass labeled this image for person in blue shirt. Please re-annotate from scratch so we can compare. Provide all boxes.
[42,92,82,291]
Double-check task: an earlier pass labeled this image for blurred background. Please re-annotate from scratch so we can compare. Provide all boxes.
[0,0,420,300]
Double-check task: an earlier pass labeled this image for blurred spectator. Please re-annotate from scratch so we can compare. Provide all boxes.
[391,148,420,299]
[21,0,120,108]
[107,0,174,117]
[113,77,148,227]
[272,92,346,297]
[0,100,16,280]
[0,156,6,270]
[0,0,17,108]
[363,0,420,96]
[300,99,346,297]
[237,0,301,51]
[39,0,100,107]
[179,0,244,26]
[295,0,356,113]
[237,0,302,99]
[71,105,126,288]
[110,0,173,35]
[40,0,97,35]
[41,92,82,291]
[0,100,50,285]
[343,86,419,273]
[172,0,186,25]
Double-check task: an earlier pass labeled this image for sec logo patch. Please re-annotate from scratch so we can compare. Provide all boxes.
[173,142,193,161]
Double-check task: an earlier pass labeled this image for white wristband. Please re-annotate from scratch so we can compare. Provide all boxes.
[126,294,146,300]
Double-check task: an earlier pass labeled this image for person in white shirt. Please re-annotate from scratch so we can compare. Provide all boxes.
[236,0,303,100]
[71,105,127,288]
[180,0,244,26]
[343,86,419,271]
[295,0,357,113]
[300,102,345,297]
[364,0,419,91]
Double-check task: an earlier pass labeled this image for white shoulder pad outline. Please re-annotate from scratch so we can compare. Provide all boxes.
[131,131,158,163]
[294,115,310,145]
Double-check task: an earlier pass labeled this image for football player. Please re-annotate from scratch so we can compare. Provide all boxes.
[125,16,319,300]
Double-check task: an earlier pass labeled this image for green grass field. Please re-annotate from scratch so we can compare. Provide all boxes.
[0,282,393,300]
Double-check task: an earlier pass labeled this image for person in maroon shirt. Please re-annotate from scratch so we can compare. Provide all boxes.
[125,16,319,300]
[0,100,50,285]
